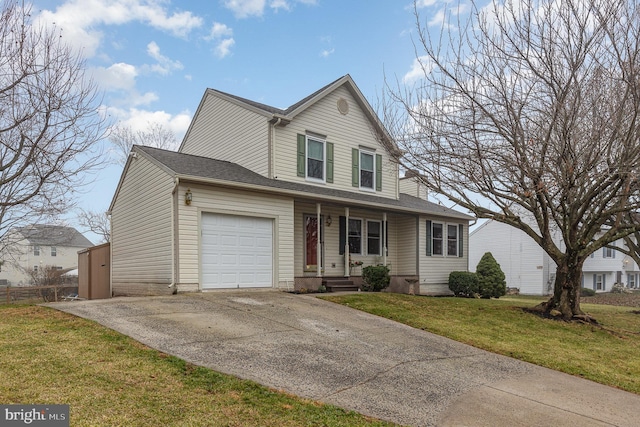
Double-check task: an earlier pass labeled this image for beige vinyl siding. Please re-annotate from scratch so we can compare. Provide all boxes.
[419,217,469,292]
[180,93,269,176]
[399,177,427,201]
[395,215,418,276]
[111,156,174,293]
[275,86,398,200]
[176,183,294,289]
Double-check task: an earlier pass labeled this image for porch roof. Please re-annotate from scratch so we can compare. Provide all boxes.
[136,145,473,221]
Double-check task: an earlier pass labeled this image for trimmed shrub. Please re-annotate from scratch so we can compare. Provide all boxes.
[580,287,596,297]
[361,265,390,292]
[448,271,479,297]
[476,252,507,298]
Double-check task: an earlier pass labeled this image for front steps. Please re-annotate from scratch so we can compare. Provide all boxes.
[322,278,359,292]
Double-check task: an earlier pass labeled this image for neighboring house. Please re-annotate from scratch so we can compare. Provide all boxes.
[0,225,94,286]
[470,220,640,294]
[108,75,473,296]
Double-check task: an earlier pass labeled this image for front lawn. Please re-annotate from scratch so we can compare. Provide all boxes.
[0,305,395,427]
[322,293,640,394]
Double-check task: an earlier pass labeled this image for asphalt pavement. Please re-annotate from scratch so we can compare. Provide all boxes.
[50,291,640,426]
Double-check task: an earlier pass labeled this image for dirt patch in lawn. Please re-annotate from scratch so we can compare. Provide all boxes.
[581,292,640,308]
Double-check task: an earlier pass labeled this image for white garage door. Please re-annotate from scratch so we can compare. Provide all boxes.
[201,213,273,289]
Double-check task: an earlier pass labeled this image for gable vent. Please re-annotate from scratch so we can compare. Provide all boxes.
[337,98,349,115]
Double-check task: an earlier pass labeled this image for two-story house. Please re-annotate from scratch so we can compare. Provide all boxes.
[0,224,93,286]
[108,75,473,296]
[470,219,640,294]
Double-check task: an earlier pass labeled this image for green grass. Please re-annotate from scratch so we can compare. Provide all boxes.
[0,305,396,427]
[322,294,640,394]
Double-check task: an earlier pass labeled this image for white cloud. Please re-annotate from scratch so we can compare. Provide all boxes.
[90,63,138,91]
[214,39,236,59]
[35,0,203,58]
[270,0,290,12]
[145,41,184,75]
[209,22,233,39]
[223,0,266,18]
[108,107,192,139]
[403,55,433,83]
[415,0,440,7]
[320,48,335,58]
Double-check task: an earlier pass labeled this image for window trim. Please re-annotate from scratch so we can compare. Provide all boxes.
[33,245,40,256]
[348,217,363,255]
[51,246,57,257]
[359,149,375,192]
[431,222,444,256]
[603,246,615,259]
[305,135,326,183]
[447,224,458,257]
[366,220,381,256]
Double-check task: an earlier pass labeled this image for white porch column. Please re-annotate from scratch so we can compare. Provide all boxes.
[316,203,322,277]
[383,212,387,266]
[344,207,350,277]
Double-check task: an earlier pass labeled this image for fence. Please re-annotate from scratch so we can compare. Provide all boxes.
[3,284,79,304]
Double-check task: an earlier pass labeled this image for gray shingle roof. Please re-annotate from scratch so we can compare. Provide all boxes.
[16,225,94,247]
[136,146,473,220]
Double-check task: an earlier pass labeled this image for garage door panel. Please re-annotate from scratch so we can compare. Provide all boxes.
[201,213,273,289]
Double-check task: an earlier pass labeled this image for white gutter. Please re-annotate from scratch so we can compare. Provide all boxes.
[168,177,179,289]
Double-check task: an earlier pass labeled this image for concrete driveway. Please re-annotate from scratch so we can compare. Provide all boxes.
[51,291,640,427]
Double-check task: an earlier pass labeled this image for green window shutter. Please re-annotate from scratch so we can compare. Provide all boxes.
[352,148,359,187]
[326,142,334,183]
[339,216,346,255]
[458,224,464,257]
[426,220,432,256]
[297,134,306,177]
[375,154,382,191]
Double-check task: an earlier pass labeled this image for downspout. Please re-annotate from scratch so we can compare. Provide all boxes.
[168,177,179,290]
[383,212,387,267]
[316,203,322,278]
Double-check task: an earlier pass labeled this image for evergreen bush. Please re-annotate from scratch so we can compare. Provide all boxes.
[476,252,507,298]
[448,271,479,297]
[361,265,390,292]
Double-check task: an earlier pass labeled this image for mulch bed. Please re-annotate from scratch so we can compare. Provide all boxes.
[581,292,640,308]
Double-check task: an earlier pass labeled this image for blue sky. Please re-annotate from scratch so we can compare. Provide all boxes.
[33,0,465,243]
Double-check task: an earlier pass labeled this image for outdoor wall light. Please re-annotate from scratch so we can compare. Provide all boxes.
[326,215,332,227]
[185,188,192,205]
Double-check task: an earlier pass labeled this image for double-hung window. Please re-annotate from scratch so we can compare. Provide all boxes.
[51,246,57,257]
[33,246,40,256]
[432,222,444,256]
[447,224,458,256]
[306,136,325,182]
[367,220,381,255]
[603,246,615,258]
[348,218,362,254]
[360,151,375,191]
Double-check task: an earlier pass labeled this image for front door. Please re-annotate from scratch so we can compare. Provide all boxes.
[304,215,324,272]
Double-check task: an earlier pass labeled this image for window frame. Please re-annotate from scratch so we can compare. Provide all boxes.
[431,222,444,256]
[366,220,381,256]
[603,246,615,259]
[595,274,604,291]
[305,135,326,183]
[447,224,458,257]
[348,218,363,255]
[33,245,40,256]
[51,246,57,257]
[359,149,375,191]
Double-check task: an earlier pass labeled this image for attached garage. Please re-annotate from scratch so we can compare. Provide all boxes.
[201,212,273,289]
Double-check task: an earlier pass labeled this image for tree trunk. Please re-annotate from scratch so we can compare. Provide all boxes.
[539,255,591,321]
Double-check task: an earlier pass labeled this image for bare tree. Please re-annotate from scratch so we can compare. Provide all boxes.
[110,122,177,166]
[383,0,640,320]
[77,209,110,242]
[0,1,106,255]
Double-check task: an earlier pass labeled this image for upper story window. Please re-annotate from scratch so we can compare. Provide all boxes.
[33,245,40,256]
[360,151,375,191]
[297,134,333,183]
[603,245,615,258]
[51,246,57,257]
[307,136,325,181]
[352,148,382,191]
